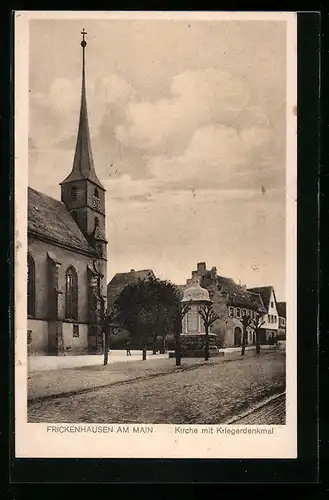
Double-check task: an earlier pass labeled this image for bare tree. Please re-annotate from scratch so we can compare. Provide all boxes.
[174,303,190,366]
[251,311,266,355]
[103,308,117,366]
[239,315,252,356]
[197,303,220,361]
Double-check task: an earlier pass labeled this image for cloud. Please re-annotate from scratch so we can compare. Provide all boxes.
[147,123,275,190]
[115,69,251,154]
[29,67,282,196]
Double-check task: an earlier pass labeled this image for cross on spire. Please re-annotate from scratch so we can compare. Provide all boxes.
[81,29,87,47]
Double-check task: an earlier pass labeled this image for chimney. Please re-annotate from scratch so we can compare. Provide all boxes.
[197,262,206,276]
[211,266,217,278]
[191,270,198,279]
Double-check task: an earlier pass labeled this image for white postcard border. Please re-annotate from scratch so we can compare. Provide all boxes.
[14,10,297,459]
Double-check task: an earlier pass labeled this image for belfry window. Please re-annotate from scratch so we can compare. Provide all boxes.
[71,186,77,201]
[65,266,78,321]
[92,189,100,210]
[27,253,35,317]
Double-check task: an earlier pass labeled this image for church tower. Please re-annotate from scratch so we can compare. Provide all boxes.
[60,30,107,264]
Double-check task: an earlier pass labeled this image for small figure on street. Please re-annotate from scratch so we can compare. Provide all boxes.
[125,340,132,356]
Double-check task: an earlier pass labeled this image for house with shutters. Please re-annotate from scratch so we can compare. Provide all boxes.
[181,262,267,348]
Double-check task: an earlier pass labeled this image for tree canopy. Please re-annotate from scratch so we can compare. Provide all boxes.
[113,277,182,349]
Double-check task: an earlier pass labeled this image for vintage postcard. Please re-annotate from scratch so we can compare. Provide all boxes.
[14,10,297,459]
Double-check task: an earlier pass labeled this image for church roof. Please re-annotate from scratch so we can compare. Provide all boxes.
[28,187,95,255]
[60,34,104,189]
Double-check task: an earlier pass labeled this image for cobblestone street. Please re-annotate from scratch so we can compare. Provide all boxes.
[29,351,285,425]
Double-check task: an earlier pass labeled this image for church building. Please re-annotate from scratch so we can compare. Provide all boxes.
[27,31,108,356]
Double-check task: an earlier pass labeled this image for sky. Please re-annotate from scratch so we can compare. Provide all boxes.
[28,18,287,300]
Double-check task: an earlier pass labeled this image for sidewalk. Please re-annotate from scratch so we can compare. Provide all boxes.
[28,345,274,373]
[28,347,276,402]
[28,350,167,373]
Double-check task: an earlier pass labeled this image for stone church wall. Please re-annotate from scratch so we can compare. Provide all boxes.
[28,236,93,323]
[27,318,48,355]
[62,322,89,355]
[28,236,97,354]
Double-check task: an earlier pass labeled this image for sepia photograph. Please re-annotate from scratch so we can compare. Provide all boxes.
[14,11,297,459]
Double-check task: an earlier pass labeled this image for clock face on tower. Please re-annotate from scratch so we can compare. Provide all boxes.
[92,196,100,211]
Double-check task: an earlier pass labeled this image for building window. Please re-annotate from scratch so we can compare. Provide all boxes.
[282,318,285,327]
[94,217,99,227]
[268,314,271,323]
[27,253,35,317]
[71,210,78,223]
[65,266,78,321]
[246,309,250,317]
[236,308,241,318]
[228,307,234,318]
[270,301,274,308]
[71,186,77,201]
[242,309,246,316]
[73,324,79,338]
[27,330,32,345]
[274,315,277,323]
[96,244,102,257]
[94,188,99,198]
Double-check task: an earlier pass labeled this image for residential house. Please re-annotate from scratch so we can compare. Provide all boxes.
[107,269,156,347]
[107,269,156,312]
[182,262,266,348]
[248,286,280,344]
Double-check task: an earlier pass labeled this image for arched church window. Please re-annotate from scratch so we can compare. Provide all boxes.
[65,266,78,321]
[27,253,35,317]
[71,186,77,201]
[94,187,99,198]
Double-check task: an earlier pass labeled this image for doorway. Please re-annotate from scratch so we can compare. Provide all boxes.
[234,326,242,347]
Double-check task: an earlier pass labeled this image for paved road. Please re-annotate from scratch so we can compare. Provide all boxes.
[28,351,285,424]
[232,393,286,425]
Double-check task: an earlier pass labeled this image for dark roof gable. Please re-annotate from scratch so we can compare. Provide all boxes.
[277,302,286,318]
[107,269,156,309]
[247,286,273,311]
[28,187,95,255]
[216,276,266,311]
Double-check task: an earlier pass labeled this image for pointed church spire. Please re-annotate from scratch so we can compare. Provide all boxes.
[61,30,104,188]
